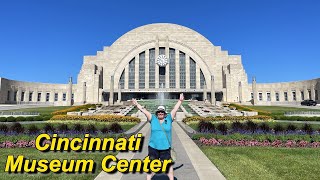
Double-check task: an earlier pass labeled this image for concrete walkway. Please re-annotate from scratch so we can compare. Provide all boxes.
[95,115,225,180]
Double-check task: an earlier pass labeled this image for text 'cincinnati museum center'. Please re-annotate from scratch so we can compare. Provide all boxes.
[0,23,319,106]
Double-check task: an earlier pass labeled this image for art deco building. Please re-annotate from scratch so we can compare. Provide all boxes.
[0,23,319,106]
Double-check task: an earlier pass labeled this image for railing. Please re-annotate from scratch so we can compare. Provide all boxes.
[285,111,320,116]
[0,112,40,116]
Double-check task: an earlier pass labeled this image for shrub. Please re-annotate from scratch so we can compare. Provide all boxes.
[109,123,123,133]
[25,116,34,121]
[57,124,69,132]
[10,123,24,133]
[302,124,313,134]
[0,117,7,122]
[216,123,228,135]
[198,121,215,133]
[85,124,97,133]
[274,124,284,134]
[28,125,39,134]
[0,124,8,133]
[41,115,52,121]
[231,121,244,132]
[16,117,26,122]
[286,124,297,132]
[34,116,43,121]
[245,121,258,133]
[6,116,16,122]
[73,123,84,132]
[44,124,55,133]
[259,122,270,133]
[100,126,109,133]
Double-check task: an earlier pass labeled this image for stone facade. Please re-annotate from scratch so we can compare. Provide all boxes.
[0,23,319,105]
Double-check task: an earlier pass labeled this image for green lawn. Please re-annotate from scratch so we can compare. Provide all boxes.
[244,105,320,115]
[1,106,71,115]
[0,148,115,180]
[201,146,320,180]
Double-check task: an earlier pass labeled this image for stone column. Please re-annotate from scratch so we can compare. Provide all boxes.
[238,82,242,103]
[304,86,308,100]
[33,89,38,102]
[24,89,29,103]
[117,82,122,103]
[83,82,87,104]
[311,84,316,100]
[124,65,129,89]
[17,87,22,104]
[278,90,283,102]
[49,90,55,103]
[67,77,73,106]
[252,77,258,105]
[203,83,207,101]
[145,50,149,89]
[109,75,114,105]
[296,88,301,101]
[210,75,216,105]
[185,55,190,89]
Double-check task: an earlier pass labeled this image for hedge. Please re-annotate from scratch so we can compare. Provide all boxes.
[50,115,140,123]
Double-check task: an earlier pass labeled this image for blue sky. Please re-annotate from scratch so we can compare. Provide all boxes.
[0,0,319,84]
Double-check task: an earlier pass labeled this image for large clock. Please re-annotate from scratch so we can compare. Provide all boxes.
[156,54,168,67]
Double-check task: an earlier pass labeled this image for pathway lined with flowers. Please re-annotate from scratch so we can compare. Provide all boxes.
[95,115,225,180]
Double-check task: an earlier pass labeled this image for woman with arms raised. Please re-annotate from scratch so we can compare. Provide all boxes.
[132,93,184,180]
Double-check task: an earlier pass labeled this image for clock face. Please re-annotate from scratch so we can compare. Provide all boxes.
[156,54,168,67]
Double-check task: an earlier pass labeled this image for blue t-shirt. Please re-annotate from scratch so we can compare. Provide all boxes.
[148,113,173,150]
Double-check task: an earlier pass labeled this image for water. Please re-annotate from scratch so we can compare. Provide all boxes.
[157,83,166,106]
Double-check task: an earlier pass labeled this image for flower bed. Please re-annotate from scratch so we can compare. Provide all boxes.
[199,137,320,148]
[51,104,97,115]
[183,115,272,123]
[51,115,140,123]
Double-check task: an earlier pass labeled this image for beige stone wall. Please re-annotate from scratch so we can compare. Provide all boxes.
[246,78,320,105]
[0,77,77,106]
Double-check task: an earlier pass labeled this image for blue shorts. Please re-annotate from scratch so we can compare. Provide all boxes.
[148,146,171,161]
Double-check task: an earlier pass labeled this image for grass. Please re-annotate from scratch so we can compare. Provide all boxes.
[243,105,320,115]
[201,146,320,180]
[0,148,115,180]
[1,106,72,115]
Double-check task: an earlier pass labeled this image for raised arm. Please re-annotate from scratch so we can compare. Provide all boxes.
[132,98,152,121]
[171,93,184,120]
